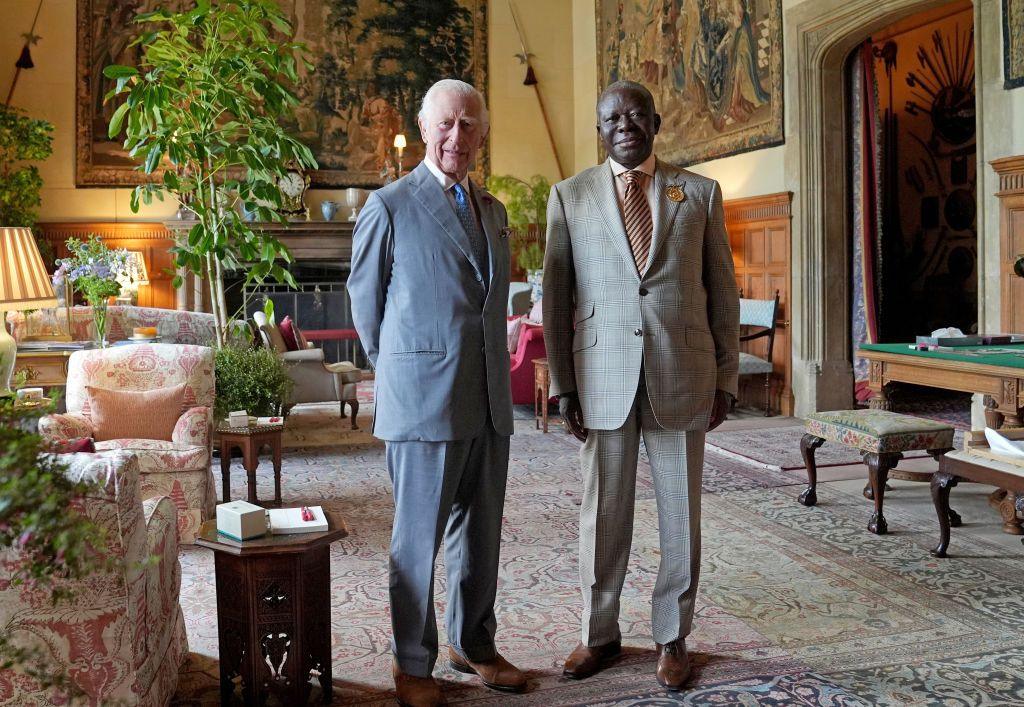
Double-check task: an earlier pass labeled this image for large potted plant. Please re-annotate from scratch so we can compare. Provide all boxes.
[104,0,317,348]
[485,174,550,301]
[0,105,53,229]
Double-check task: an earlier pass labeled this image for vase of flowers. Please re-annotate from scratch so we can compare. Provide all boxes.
[52,236,129,347]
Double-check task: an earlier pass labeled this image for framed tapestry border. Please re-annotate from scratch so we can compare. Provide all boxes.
[595,0,785,168]
[75,0,489,188]
[1004,0,1024,89]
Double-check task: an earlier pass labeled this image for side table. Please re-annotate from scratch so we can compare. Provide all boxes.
[533,357,551,432]
[195,512,348,704]
[218,424,283,507]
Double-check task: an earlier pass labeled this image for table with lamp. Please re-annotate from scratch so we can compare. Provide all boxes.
[0,226,59,398]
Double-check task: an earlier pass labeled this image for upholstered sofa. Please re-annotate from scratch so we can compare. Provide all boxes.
[9,305,216,346]
[38,344,217,543]
[0,451,187,705]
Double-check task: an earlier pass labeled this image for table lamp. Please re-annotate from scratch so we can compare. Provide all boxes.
[394,133,406,175]
[0,227,57,395]
[116,250,149,305]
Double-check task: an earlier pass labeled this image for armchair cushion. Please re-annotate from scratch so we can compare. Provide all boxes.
[279,315,301,351]
[281,347,326,363]
[172,406,212,447]
[324,360,362,384]
[38,412,94,444]
[86,383,186,442]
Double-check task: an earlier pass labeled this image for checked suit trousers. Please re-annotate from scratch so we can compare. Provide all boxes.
[578,373,705,647]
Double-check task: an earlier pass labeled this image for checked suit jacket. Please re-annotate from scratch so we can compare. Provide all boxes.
[542,158,739,432]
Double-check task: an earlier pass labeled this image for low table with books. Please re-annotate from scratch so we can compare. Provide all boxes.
[217,418,284,507]
[195,507,348,704]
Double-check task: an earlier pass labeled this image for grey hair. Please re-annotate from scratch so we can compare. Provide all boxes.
[418,79,489,127]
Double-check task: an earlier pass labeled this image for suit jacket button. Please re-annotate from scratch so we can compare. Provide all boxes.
[634,328,642,336]
[639,287,648,296]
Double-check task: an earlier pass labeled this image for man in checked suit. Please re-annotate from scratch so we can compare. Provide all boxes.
[348,79,526,706]
[543,80,739,690]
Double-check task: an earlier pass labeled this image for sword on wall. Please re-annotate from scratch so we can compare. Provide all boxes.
[509,0,565,180]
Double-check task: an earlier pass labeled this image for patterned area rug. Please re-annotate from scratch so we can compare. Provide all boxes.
[173,420,1024,705]
[706,424,965,472]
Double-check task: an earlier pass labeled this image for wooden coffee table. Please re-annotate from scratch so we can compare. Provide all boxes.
[195,511,348,705]
[218,423,283,507]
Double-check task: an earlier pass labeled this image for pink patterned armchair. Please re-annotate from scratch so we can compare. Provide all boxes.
[510,322,545,405]
[0,452,187,705]
[39,343,216,543]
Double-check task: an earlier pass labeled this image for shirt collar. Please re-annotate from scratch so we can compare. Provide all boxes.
[609,153,657,179]
[423,157,471,193]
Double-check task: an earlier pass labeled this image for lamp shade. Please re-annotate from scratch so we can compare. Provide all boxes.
[0,226,57,311]
[129,251,149,286]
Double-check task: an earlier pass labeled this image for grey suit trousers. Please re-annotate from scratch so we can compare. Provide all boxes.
[386,422,510,677]
[579,376,704,647]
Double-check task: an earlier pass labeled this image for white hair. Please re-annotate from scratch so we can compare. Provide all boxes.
[418,79,489,127]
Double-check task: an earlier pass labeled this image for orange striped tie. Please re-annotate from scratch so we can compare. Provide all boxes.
[622,170,652,275]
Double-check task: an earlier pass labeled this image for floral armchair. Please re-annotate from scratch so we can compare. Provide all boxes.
[0,452,187,705]
[38,343,216,543]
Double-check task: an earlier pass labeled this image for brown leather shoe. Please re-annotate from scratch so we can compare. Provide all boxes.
[656,639,691,691]
[562,640,622,679]
[448,647,527,693]
[393,661,442,707]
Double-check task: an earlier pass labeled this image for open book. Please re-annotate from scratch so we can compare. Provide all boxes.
[267,506,328,534]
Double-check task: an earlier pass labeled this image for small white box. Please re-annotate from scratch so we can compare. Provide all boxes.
[228,410,249,427]
[216,500,267,541]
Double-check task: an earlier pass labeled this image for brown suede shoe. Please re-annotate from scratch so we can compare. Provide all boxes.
[448,647,527,693]
[562,640,622,679]
[393,661,443,707]
[656,639,691,691]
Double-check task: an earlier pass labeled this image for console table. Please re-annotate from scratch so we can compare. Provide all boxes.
[195,511,348,705]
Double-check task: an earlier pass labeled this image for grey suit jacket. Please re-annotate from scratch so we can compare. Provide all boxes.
[542,158,739,432]
[348,161,514,441]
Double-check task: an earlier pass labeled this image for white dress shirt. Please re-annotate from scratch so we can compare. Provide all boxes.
[608,153,657,221]
[422,157,479,224]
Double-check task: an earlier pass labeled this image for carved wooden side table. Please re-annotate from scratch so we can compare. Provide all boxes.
[195,512,348,705]
[533,357,551,432]
[218,423,283,507]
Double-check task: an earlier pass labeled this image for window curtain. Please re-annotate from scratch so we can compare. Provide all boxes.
[851,40,883,402]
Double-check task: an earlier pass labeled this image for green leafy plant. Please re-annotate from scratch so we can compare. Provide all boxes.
[52,236,131,346]
[485,174,550,272]
[0,396,108,695]
[214,345,293,419]
[0,105,54,229]
[104,0,317,348]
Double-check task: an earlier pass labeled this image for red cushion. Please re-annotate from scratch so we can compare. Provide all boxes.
[55,437,96,454]
[278,315,300,351]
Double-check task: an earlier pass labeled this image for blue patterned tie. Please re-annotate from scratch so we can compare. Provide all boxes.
[452,183,489,282]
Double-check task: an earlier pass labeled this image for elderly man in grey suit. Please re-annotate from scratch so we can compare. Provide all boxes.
[348,79,527,706]
[543,80,739,690]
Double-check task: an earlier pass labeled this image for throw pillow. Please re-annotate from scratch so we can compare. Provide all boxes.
[507,315,524,354]
[54,437,96,454]
[86,383,186,442]
[279,315,300,351]
[260,323,289,353]
[529,299,543,323]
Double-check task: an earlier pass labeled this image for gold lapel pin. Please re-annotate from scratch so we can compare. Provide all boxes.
[665,185,686,202]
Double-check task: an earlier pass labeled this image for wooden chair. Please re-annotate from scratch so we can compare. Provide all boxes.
[738,291,780,415]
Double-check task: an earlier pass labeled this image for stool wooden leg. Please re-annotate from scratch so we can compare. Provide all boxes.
[864,452,901,534]
[931,471,959,557]
[763,372,772,417]
[798,434,826,506]
[349,399,359,430]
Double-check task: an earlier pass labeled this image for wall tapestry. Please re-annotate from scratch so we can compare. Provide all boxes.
[596,0,784,166]
[1004,0,1024,89]
[76,0,488,187]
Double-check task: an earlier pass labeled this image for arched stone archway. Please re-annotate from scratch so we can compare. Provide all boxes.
[783,0,983,416]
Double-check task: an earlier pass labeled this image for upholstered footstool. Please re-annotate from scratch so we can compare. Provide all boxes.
[797,409,956,534]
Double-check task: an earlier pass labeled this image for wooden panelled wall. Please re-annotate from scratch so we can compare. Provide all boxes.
[992,156,1024,334]
[36,222,177,310]
[725,192,793,416]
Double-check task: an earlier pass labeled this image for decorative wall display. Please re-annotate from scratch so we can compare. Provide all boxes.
[596,0,784,167]
[76,0,488,187]
[1004,0,1024,89]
